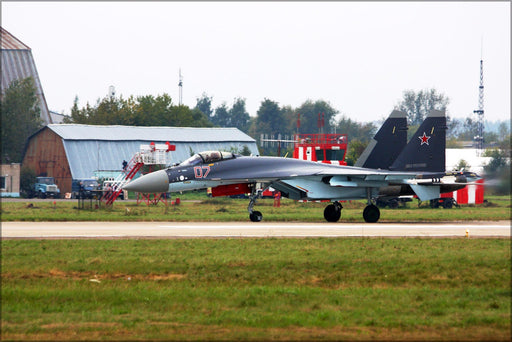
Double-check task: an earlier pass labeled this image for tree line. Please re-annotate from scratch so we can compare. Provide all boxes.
[1,77,509,173]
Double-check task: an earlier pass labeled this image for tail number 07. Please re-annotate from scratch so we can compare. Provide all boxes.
[194,166,211,179]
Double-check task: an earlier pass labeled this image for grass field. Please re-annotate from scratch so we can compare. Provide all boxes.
[0,194,510,222]
[1,238,510,340]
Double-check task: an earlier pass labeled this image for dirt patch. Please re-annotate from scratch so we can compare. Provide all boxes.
[3,323,510,341]
[3,269,187,281]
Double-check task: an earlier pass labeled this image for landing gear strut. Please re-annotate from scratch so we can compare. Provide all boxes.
[363,188,380,223]
[248,186,263,222]
[324,201,342,222]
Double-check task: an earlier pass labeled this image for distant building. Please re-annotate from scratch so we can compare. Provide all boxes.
[49,111,68,124]
[22,124,259,194]
[1,27,52,124]
[0,163,20,197]
[446,148,491,175]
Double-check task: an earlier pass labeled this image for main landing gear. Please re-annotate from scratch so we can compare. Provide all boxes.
[324,201,342,222]
[362,204,380,223]
[362,187,380,223]
[323,189,381,223]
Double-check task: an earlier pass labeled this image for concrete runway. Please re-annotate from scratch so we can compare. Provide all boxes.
[2,221,510,239]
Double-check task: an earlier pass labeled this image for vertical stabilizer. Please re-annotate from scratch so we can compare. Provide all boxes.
[355,110,408,169]
[390,109,447,173]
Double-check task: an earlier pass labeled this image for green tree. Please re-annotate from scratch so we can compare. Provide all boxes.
[63,96,89,123]
[345,139,367,166]
[212,103,230,127]
[483,148,511,195]
[396,88,449,125]
[454,159,471,171]
[294,99,339,134]
[483,148,509,175]
[64,93,212,128]
[229,97,250,132]
[246,99,286,155]
[19,166,36,197]
[333,115,376,143]
[1,77,43,163]
[194,93,214,120]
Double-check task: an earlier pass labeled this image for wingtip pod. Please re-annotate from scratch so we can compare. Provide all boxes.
[355,110,408,169]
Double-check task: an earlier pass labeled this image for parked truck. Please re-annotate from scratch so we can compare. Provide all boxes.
[72,179,100,199]
[34,177,60,199]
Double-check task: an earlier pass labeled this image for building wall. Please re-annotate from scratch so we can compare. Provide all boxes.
[0,163,20,197]
[22,127,73,194]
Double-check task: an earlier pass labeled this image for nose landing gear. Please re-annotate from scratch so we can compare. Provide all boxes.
[248,186,263,222]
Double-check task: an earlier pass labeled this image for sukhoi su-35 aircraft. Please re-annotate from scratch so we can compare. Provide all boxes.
[123,109,476,223]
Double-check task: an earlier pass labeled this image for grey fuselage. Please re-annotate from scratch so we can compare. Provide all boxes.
[135,155,464,201]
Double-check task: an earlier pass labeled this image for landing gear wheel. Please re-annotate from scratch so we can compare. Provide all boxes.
[363,205,380,223]
[443,199,453,209]
[249,211,263,222]
[324,204,341,222]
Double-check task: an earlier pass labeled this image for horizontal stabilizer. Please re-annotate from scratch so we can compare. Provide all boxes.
[410,184,440,201]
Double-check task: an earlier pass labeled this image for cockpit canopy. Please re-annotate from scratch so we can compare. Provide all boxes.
[180,151,236,166]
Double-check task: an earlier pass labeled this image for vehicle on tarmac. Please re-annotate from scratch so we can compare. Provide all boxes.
[71,179,100,199]
[33,177,60,199]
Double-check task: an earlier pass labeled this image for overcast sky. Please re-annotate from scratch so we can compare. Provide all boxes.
[2,1,510,123]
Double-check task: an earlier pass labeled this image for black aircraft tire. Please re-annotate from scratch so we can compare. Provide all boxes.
[363,205,380,223]
[324,204,341,222]
[443,200,453,209]
[249,211,263,222]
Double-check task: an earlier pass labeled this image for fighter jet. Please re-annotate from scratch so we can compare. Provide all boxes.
[124,109,472,223]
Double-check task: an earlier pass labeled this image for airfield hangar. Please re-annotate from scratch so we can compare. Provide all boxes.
[0,27,56,124]
[22,124,259,194]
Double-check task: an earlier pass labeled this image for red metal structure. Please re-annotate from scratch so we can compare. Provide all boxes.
[293,134,348,165]
[101,142,175,206]
[101,154,144,206]
[440,178,485,205]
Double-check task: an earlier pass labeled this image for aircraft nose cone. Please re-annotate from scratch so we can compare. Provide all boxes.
[123,170,169,193]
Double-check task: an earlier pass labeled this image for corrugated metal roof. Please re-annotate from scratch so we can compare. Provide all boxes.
[1,27,30,50]
[63,140,260,179]
[48,124,256,142]
[1,27,51,124]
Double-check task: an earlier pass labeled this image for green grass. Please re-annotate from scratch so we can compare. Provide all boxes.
[0,195,510,222]
[2,238,510,340]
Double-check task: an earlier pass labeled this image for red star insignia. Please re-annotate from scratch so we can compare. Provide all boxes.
[419,132,431,145]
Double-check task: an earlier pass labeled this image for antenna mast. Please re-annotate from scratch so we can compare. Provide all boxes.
[178,68,183,105]
[473,56,484,154]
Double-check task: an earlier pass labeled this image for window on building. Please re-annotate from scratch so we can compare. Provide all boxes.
[316,149,325,161]
[325,149,346,161]
[0,176,5,190]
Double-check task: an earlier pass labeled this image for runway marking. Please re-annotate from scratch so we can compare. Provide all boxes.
[158,224,508,229]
